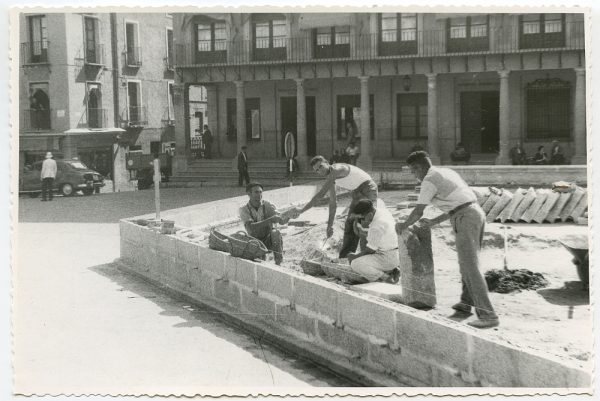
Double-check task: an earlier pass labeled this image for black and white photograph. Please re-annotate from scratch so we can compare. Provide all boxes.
[7,2,597,398]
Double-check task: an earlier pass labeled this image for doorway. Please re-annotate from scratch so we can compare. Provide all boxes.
[460,91,499,153]
[280,96,316,157]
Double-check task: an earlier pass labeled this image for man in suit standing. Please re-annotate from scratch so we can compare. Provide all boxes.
[238,145,250,187]
[40,151,57,201]
[202,124,213,159]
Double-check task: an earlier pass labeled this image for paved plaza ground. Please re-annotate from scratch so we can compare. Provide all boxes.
[14,187,355,395]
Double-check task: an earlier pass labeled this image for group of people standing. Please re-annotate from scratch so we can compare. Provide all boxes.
[238,151,499,329]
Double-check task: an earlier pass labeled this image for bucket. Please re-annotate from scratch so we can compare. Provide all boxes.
[161,220,176,234]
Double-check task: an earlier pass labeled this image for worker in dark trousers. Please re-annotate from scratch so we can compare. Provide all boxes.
[237,146,250,187]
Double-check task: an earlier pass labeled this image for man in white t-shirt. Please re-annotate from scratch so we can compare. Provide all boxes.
[346,199,400,283]
[396,151,498,329]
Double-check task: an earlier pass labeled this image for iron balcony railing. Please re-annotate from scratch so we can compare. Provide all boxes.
[84,43,105,65]
[20,41,50,64]
[175,21,584,67]
[79,108,108,129]
[125,46,142,67]
[121,106,148,127]
[22,109,52,131]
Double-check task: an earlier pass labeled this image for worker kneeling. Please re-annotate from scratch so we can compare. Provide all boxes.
[346,199,400,284]
[239,182,288,265]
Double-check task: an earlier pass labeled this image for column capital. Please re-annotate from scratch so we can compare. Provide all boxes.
[234,80,245,88]
[358,75,370,83]
[425,72,437,79]
[574,67,586,76]
[498,70,511,79]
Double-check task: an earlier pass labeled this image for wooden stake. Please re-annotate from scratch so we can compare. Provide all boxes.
[154,158,161,221]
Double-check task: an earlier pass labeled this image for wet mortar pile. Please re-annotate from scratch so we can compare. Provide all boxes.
[199,190,591,368]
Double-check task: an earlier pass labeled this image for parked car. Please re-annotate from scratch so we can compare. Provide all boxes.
[19,159,105,197]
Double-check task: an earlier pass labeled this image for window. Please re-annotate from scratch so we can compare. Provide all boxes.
[27,82,51,130]
[195,22,227,63]
[526,79,571,139]
[337,95,374,140]
[125,21,141,66]
[165,28,174,69]
[313,26,350,59]
[86,83,103,128]
[84,17,102,64]
[397,93,427,139]
[378,13,417,56]
[447,15,489,52]
[226,98,262,140]
[27,15,48,63]
[252,18,287,61]
[520,14,565,49]
[126,81,146,126]
[167,81,174,121]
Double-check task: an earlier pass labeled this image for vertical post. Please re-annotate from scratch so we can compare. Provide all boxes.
[154,158,161,221]
[426,73,440,164]
[358,75,372,170]
[496,70,511,165]
[172,83,188,174]
[295,78,307,167]
[235,80,247,151]
[572,68,587,164]
[206,85,219,157]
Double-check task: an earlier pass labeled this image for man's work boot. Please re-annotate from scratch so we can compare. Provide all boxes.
[468,318,499,329]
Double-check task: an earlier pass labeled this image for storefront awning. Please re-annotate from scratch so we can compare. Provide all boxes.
[298,13,353,29]
[64,128,126,136]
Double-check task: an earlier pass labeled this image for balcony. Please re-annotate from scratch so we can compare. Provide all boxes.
[84,43,105,66]
[22,109,51,131]
[175,21,584,67]
[79,108,108,129]
[121,106,148,127]
[125,46,142,67]
[20,41,50,65]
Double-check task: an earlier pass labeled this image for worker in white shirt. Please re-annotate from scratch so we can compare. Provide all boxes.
[40,151,57,201]
[347,198,400,283]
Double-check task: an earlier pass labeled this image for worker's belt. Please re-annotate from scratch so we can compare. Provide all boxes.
[448,201,476,217]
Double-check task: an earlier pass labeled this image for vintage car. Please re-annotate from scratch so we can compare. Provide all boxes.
[19,159,105,197]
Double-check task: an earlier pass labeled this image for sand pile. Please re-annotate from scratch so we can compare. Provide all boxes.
[484,268,549,293]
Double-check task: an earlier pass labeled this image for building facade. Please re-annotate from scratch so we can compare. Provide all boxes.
[19,12,175,189]
[171,12,586,172]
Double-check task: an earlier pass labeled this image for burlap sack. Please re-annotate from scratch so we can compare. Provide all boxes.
[511,187,536,222]
[398,225,436,309]
[532,191,560,223]
[481,192,501,214]
[499,188,526,223]
[545,192,572,222]
[560,187,585,222]
[521,189,549,223]
[569,191,588,221]
[487,190,513,222]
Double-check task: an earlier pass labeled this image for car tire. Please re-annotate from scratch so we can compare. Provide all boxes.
[61,183,75,197]
[82,188,94,196]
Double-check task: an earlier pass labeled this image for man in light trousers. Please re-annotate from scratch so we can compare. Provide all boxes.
[40,151,57,201]
[396,151,499,329]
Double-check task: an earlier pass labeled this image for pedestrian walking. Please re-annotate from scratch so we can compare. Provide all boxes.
[202,125,213,159]
[237,145,250,187]
[288,156,378,258]
[396,150,499,329]
[41,151,57,201]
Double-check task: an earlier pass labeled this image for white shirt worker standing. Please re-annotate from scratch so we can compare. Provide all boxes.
[40,151,57,201]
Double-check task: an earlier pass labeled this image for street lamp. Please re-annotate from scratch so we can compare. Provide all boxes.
[403,75,412,92]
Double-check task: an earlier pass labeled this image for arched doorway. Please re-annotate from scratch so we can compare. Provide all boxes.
[87,85,102,128]
[30,89,50,130]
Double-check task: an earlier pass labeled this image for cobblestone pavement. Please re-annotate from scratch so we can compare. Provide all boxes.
[14,187,356,394]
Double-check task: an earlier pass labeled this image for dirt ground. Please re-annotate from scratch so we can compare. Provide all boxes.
[216,190,591,369]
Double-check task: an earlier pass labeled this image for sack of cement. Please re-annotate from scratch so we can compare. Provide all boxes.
[532,191,560,223]
[499,188,526,223]
[560,187,585,222]
[521,189,549,223]
[398,224,436,309]
[512,187,536,222]
[552,181,576,193]
[487,190,513,222]
[472,187,491,206]
[569,192,588,221]
[545,191,572,223]
[482,191,501,214]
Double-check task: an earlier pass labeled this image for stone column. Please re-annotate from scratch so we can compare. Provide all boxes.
[295,79,308,167]
[206,85,219,157]
[234,81,247,151]
[172,83,188,174]
[496,70,511,165]
[572,68,587,164]
[426,73,440,164]
[358,75,372,170]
